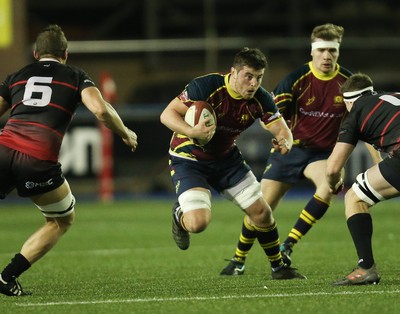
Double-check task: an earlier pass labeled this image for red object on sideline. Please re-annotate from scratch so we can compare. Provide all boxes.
[98,72,116,202]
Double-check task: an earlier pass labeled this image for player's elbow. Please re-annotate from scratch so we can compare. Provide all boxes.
[160,111,167,126]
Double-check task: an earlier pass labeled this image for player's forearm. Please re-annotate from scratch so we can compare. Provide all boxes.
[160,108,193,137]
[97,105,129,139]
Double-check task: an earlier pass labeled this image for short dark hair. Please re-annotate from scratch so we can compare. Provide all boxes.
[311,23,344,44]
[35,24,68,59]
[232,47,267,71]
[340,73,374,94]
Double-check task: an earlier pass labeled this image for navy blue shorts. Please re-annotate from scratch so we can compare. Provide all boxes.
[169,148,251,197]
[0,145,65,199]
[261,146,332,184]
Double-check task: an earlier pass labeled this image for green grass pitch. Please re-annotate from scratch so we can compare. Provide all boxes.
[0,196,399,313]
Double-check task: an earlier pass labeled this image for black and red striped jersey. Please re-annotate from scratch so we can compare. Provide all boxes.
[169,73,282,161]
[338,92,400,154]
[273,61,352,150]
[0,59,95,161]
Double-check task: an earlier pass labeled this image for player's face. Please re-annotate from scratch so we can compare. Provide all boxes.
[230,66,264,100]
[311,40,339,74]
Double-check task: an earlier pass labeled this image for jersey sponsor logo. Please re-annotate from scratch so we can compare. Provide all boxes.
[299,107,344,118]
[84,79,95,85]
[181,91,189,102]
[240,114,249,124]
[305,96,316,106]
[334,95,344,106]
[263,163,272,174]
[25,179,54,189]
[269,111,282,121]
[175,180,181,194]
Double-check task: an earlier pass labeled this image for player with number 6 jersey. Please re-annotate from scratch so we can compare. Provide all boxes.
[0,63,96,161]
[0,24,138,297]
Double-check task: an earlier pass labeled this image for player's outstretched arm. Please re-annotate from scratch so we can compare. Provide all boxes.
[326,142,354,193]
[81,86,138,152]
[261,118,293,155]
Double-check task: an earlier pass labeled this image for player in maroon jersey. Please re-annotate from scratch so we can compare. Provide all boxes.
[0,25,138,297]
[161,47,305,280]
[327,73,400,285]
[221,24,381,276]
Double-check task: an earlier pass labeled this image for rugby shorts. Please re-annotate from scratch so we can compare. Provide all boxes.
[0,145,65,198]
[169,148,251,197]
[261,146,332,184]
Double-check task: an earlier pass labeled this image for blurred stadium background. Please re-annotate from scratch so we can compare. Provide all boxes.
[0,0,399,200]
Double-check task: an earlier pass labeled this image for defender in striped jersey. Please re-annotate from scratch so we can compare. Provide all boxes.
[0,25,137,296]
[328,73,400,285]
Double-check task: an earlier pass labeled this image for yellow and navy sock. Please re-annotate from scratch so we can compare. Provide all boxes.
[285,194,330,245]
[232,217,256,263]
[254,222,283,269]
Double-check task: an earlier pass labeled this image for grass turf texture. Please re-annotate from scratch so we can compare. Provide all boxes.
[0,197,399,313]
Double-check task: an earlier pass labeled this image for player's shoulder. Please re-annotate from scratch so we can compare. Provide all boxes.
[278,63,311,87]
[190,72,224,86]
[337,64,352,78]
[254,86,275,106]
[186,73,225,99]
[288,63,312,78]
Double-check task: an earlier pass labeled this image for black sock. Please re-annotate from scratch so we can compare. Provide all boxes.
[347,213,374,269]
[1,253,31,282]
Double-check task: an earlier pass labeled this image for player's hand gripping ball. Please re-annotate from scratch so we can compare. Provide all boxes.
[184,101,216,145]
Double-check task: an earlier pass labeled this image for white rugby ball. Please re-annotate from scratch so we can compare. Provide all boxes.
[184,101,216,145]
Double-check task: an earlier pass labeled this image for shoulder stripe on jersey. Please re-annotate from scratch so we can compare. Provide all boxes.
[360,99,384,133]
[380,111,400,147]
[52,80,78,90]
[48,103,73,115]
[9,80,28,89]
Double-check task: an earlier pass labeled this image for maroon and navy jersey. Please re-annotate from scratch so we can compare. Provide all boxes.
[338,92,400,154]
[274,61,352,150]
[169,73,282,160]
[0,60,95,161]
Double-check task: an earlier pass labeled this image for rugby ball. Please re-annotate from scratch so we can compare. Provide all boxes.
[184,101,216,145]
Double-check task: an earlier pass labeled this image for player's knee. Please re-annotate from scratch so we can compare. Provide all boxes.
[351,172,384,206]
[53,211,75,233]
[178,190,212,232]
[246,198,273,226]
[183,209,211,233]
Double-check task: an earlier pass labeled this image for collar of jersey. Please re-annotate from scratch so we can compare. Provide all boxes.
[224,74,243,99]
[309,61,339,81]
[39,58,61,63]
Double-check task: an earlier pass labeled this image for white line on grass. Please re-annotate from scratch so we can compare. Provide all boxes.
[16,289,400,307]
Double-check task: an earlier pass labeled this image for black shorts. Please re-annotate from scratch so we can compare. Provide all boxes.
[379,154,400,191]
[0,145,65,199]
